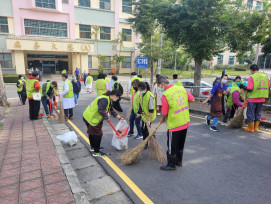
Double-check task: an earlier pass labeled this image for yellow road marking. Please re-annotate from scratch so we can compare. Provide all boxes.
[67,119,154,204]
[190,115,271,135]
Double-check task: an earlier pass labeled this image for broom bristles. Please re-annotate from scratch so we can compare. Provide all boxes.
[228,107,245,128]
[121,123,161,165]
[148,136,167,164]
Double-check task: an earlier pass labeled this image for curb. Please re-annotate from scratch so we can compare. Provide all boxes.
[42,118,89,204]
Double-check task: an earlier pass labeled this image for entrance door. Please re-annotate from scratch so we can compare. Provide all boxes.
[43,61,56,74]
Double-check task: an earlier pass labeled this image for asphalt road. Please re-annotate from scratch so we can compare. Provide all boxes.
[66,91,271,204]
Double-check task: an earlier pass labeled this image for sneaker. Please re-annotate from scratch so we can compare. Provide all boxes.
[210,126,219,132]
[160,165,176,171]
[176,161,183,167]
[89,147,104,152]
[92,151,106,157]
[221,122,228,126]
[76,102,78,106]
[127,133,134,137]
[134,135,143,140]
[157,112,161,116]
[205,115,210,125]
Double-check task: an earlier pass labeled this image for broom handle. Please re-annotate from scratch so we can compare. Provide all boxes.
[108,121,121,137]
[145,122,161,141]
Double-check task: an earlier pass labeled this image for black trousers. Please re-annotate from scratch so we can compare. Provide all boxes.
[18,91,26,105]
[112,98,123,112]
[29,99,40,120]
[64,108,73,118]
[167,128,187,167]
[142,121,151,140]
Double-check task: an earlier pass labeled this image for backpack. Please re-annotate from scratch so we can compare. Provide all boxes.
[118,83,124,96]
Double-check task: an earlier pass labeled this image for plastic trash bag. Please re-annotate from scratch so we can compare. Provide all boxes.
[57,131,78,147]
[112,120,129,150]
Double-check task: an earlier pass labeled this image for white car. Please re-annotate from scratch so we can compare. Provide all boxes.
[182,81,212,101]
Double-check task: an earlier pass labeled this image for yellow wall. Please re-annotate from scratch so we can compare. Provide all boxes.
[7,17,14,34]
[119,23,134,47]
[119,1,133,19]
[14,51,26,74]
[74,0,78,6]
[75,24,80,39]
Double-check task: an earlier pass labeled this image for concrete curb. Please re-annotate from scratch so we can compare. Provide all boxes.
[42,118,89,204]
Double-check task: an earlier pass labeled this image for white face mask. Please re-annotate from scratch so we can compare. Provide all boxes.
[21,77,24,80]
[221,79,227,84]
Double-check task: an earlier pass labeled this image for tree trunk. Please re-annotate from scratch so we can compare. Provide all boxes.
[149,35,154,90]
[0,65,9,107]
[254,43,260,65]
[116,62,120,75]
[193,57,202,99]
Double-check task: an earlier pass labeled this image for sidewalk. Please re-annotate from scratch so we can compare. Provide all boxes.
[0,105,75,203]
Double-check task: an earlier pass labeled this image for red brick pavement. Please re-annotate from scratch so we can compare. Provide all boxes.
[0,105,75,204]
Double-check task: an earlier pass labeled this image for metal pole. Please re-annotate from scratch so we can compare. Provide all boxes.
[263,56,266,73]
[174,50,177,74]
[157,33,162,75]
[145,69,147,82]
[130,51,133,73]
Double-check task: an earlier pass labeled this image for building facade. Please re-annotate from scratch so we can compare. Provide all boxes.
[0,0,139,75]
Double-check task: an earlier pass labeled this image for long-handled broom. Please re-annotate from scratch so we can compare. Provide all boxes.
[120,122,161,165]
[228,106,245,128]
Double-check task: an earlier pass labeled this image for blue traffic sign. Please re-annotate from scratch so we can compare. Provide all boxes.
[136,57,148,69]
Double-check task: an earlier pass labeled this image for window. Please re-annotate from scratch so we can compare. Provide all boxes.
[0,53,12,68]
[0,17,9,33]
[100,27,111,40]
[122,56,131,68]
[122,0,132,13]
[247,0,253,9]
[101,56,111,68]
[217,55,223,64]
[228,56,235,65]
[79,25,91,39]
[79,0,90,7]
[256,1,262,10]
[24,19,67,37]
[88,55,92,69]
[35,0,56,9]
[100,0,111,10]
[122,29,132,41]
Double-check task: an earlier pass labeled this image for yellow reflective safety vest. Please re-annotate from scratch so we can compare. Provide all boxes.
[17,79,25,92]
[140,91,156,122]
[247,72,269,99]
[63,80,74,98]
[130,77,143,96]
[96,79,107,95]
[26,78,39,98]
[83,95,110,126]
[164,85,190,129]
[87,76,93,84]
[132,91,141,114]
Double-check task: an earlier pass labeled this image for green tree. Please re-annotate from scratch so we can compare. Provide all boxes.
[96,55,107,73]
[112,33,126,74]
[91,26,104,54]
[128,0,161,88]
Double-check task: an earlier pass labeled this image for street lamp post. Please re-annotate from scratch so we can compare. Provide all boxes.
[174,49,179,74]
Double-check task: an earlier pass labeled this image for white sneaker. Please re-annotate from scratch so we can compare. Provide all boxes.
[221,122,228,126]
[157,113,161,116]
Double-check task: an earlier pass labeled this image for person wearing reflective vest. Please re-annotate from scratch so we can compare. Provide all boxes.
[128,79,143,138]
[129,72,143,96]
[138,82,156,145]
[244,64,270,132]
[222,84,246,125]
[172,74,183,86]
[41,81,58,117]
[111,75,123,113]
[17,75,26,105]
[83,90,123,157]
[158,76,195,171]
[61,69,67,74]
[96,73,107,96]
[59,74,75,119]
[104,74,110,90]
[85,73,93,93]
[26,72,41,120]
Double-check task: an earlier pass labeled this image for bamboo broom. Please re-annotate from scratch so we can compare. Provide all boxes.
[120,122,161,165]
[228,106,245,128]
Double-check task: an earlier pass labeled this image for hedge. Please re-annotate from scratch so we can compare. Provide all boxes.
[234,68,247,72]
[3,75,21,83]
[214,64,250,70]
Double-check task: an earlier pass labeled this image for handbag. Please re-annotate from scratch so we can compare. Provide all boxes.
[33,92,41,101]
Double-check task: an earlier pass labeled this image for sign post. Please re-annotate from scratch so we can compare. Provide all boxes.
[136,57,148,81]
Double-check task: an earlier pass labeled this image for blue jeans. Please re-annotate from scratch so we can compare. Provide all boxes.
[129,111,142,136]
[247,102,263,122]
[207,115,219,127]
[42,98,50,116]
[74,92,79,104]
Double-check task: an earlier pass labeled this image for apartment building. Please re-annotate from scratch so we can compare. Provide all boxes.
[0,0,138,75]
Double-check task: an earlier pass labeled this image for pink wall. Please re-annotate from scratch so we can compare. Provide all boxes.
[12,0,75,39]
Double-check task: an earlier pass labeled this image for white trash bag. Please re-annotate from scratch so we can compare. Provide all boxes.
[57,131,78,147]
[111,120,129,151]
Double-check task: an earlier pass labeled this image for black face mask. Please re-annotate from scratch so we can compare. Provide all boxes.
[133,87,138,91]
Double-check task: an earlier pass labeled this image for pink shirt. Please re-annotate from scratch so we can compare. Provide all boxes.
[247,76,270,103]
[162,84,194,132]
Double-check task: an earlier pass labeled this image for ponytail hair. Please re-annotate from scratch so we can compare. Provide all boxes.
[138,82,150,91]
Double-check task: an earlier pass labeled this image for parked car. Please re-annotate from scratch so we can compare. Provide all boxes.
[182,80,212,101]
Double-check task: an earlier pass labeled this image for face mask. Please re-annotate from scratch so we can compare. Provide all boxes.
[21,77,24,80]
[112,99,118,102]
[73,78,76,80]
[133,87,138,91]
[158,87,165,92]
[236,82,241,86]
[221,79,227,84]
[139,91,146,95]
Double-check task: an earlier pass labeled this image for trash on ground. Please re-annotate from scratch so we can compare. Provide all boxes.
[57,131,78,147]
